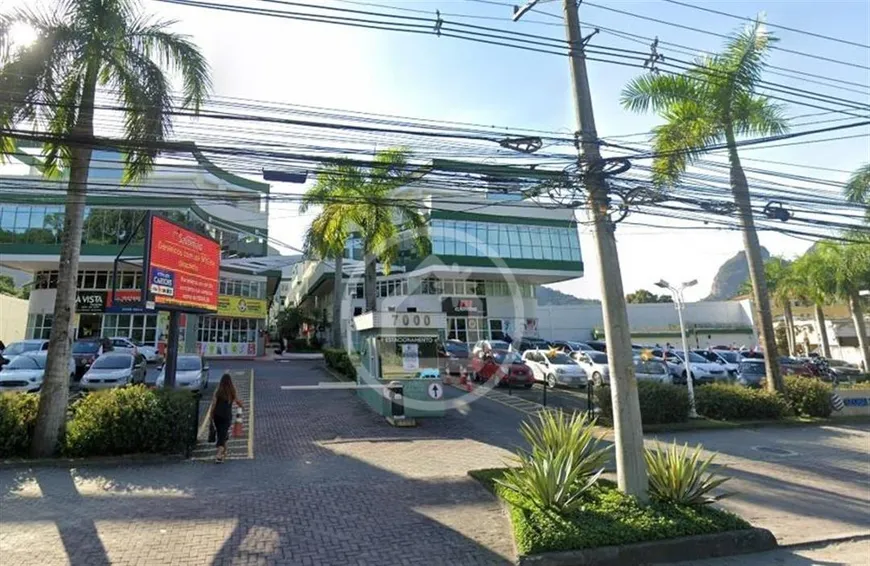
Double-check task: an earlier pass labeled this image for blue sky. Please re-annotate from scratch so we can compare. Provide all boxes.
[3,0,868,301]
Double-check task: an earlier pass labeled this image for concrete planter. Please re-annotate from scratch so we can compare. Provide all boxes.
[518,527,777,566]
[833,388,870,417]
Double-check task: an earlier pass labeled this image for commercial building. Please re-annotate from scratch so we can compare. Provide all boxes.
[285,166,585,347]
[0,148,277,358]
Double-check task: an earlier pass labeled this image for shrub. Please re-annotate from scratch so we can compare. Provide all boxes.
[596,381,690,425]
[784,375,833,418]
[0,393,40,458]
[645,442,729,506]
[496,411,608,515]
[323,348,357,380]
[64,386,196,457]
[694,383,790,420]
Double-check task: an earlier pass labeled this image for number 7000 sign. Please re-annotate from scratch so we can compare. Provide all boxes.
[391,313,433,327]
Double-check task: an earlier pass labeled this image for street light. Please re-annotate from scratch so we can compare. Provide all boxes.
[655,279,699,418]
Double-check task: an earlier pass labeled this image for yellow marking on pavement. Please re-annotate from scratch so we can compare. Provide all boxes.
[247,368,254,459]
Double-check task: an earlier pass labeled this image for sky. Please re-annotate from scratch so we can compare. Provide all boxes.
[2,0,868,301]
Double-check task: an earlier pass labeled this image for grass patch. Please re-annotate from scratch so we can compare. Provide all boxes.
[469,468,749,556]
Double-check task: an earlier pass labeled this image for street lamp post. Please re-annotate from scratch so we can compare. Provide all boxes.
[655,279,698,418]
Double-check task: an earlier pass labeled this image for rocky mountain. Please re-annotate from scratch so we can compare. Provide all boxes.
[537,286,599,306]
[704,247,770,301]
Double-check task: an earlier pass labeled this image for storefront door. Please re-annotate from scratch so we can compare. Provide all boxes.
[77,315,102,339]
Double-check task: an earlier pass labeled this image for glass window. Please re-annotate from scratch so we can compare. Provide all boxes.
[95,271,108,289]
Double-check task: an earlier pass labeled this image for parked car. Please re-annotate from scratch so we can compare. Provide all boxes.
[71,339,111,379]
[550,340,596,353]
[108,336,139,356]
[572,350,610,386]
[491,350,535,388]
[693,349,740,377]
[0,352,75,393]
[1,339,49,367]
[131,340,161,363]
[438,340,469,375]
[155,354,209,391]
[651,349,728,384]
[736,358,766,388]
[828,359,862,381]
[585,340,608,353]
[521,349,587,388]
[516,337,551,352]
[472,340,512,358]
[80,353,147,390]
[634,358,673,384]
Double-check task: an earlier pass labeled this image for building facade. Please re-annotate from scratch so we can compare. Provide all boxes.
[285,178,585,348]
[0,148,275,358]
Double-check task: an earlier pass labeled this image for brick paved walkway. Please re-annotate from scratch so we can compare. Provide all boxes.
[192,369,254,462]
[0,360,529,565]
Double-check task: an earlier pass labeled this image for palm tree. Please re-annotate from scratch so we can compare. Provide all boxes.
[763,257,798,356]
[845,163,870,223]
[621,19,788,392]
[791,249,836,358]
[1,1,211,457]
[301,149,428,314]
[816,240,870,372]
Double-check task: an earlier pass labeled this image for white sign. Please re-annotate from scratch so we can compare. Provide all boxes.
[402,343,419,371]
[428,382,443,400]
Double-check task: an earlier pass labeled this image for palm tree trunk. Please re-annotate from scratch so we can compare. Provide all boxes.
[783,301,796,356]
[725,127,783,393]
[30,60,99,458]
[814,303,831,358]
[331,254,343,348]
[364,252,377,313]
[848,291,870,373]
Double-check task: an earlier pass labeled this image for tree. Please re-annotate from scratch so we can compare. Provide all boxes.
[621,18,787,392]
[625,289,672,303]
[0,274,17,296]
[299,149,428,314]
[791,250,835,359]
[740,257,800,357]
[1,1,211,457]
[816,240,870,372]
[276,306,314,343]
[845,163,870,223]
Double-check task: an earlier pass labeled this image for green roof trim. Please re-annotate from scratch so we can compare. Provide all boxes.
[0,243,144,256]
[423,254,583,273]
[430,209,577,228]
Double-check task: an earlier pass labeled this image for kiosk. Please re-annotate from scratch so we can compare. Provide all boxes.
[352,311,447,425]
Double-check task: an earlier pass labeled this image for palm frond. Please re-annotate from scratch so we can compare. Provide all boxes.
[731,92,789,137]
[721,17,777,95]
[649,100,722,186]
[620,73,700,114]
[845,164,870,214]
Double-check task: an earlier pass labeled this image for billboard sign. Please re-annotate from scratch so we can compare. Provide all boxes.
[147,215,220,312]
[217,296,267,319]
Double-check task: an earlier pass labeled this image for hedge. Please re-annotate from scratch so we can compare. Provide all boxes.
[784,375,832,418]
[323,348,357,380]
[595,381,690,425]
[0,393,40,458]
[64,386,197,457]
[695,383,790,421]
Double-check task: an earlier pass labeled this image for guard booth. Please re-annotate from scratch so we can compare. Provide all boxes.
[353,311,447,423]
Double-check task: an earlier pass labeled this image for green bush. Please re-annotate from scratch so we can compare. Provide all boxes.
[64,386,196,457]
[0,393,40,458]
[596,381,690,425]
[694,383,790,420]
[646,442,729,506]
[784,375,833,418]
[496,411,608,515]
[287,337,322,352]
[323,348,357,380]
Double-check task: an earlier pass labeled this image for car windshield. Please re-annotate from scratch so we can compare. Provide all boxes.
[716,351,740,363]
[91,355,132,370]
[445,343,468,355]
[587,352,608,364]
[130,339,144,346]
[676,351,708,364]
[569,342,593,351]
[493,351,522,364]
[637,361,666,374]
[547,353,574,365]
[3,342,41,356]
[740,362,766,375]
[6,355,45,370]
[489,341,510,350]
[73,341,100,354]
[176,357,202,371]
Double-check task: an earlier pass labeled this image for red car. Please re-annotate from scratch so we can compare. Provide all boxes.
[470,349,535,388]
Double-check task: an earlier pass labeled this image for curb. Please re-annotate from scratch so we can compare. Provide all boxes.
[321,364,353,383]
[0,453,188,470]
[517,528,777,566]
[780,532,870,551]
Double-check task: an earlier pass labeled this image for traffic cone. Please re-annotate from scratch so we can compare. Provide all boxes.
[460,367,472,392]
[232,407,244,438]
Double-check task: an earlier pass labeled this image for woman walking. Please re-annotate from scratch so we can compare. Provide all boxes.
[210,373,244,463]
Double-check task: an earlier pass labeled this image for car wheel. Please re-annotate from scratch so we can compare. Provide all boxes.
[523,383,534,389]
[546,374,557,389]
[592,372,602,386]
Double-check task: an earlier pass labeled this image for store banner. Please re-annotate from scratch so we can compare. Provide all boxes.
[217,295,268,319]
[75,291,107,314]
[441,297,487,317]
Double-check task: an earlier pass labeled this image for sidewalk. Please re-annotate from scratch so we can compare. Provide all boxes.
[670,536,870,565]
[191,368,254,461]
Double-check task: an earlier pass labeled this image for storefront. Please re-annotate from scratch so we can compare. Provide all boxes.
[195,295,268,357]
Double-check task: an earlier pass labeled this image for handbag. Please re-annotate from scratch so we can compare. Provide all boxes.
[208,422,216,443]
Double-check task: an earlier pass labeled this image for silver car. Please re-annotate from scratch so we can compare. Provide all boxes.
[155,355,209,391]
[80,353,146,391]
[0,352,75,393]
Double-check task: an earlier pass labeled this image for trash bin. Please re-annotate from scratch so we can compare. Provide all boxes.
[387,381,405,419]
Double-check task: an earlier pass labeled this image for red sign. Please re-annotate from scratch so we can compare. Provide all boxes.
[147,216,220,312]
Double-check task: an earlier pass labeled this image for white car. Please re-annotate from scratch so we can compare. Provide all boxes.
[572,350,610,386]
[80,353,147,390]
[472,340,512,357]
[108,336,139,356]
[155,354,209,391]
[522,349,587,388]
[694,349,741,377]
[658,350,729,384]
[1,339,49,367]
[0,352,75,393]
[634,358,673,384]
[132,341,161,363]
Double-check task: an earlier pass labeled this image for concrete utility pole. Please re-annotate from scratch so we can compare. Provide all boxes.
[516,0,647,498]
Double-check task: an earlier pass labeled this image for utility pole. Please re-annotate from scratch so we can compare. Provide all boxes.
[515,0,647,498]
